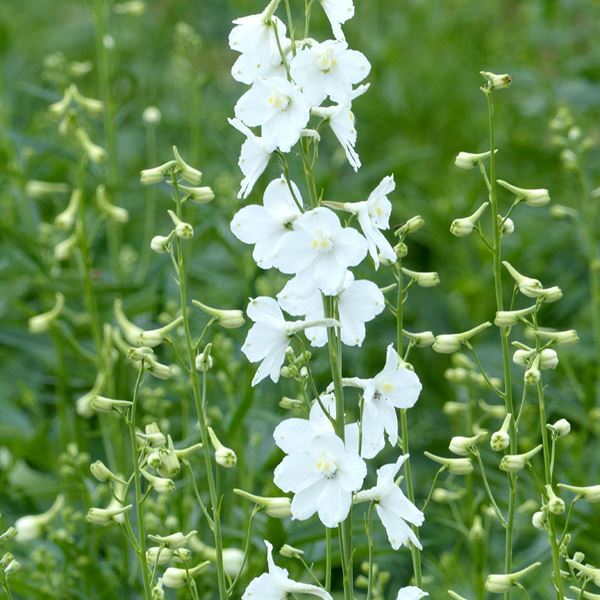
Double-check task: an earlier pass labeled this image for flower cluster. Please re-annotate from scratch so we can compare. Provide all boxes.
[227,0,427,596]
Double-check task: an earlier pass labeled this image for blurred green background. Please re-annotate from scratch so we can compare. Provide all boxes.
[1,0,599,597]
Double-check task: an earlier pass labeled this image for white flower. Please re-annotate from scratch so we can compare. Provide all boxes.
[273,423,366,527]
[235,76,310,152]
[355,455,424,550]
[242,297,337,386]
[290,40,370,106]
[228,118,272,199]
[396,586,428,600]
[230,176,303,268]
[228,8,288,84]
[277,271,384,347]
[342,344,422,458]
[243,540,332,599]
[341,174,396,268]
[271,207,368,295]
[320,0,355,41]
[312,84,368,171]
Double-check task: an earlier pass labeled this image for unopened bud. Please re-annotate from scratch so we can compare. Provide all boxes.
[396,215,424,235]
[140,160,177,185]
[403,329,435,347]
[497,180,550,207]
[172,146,202,185]
[532,510,547,530]
[480,71,512,90]
[534,329,578,346]
[146,546,174,565]
[449,431,488,456]
[151,233,174,254]
[208,427,237,468]
[90,460,126,484]
[141,469,175,494]
[545,485,565,515]
[142,106,161,126]
[494,305,536,327]
[174,183,215,205]
[490,413,512,451]
[96,185,129,223]
[192,300,245,329]
[167,209,193,239]
[500,444,542,473]
[558,483,600,503]
[54,189,81,230]
[75,128,106,163]
[162,561,210,589]
[401,267,440,288]
[539,348,558,370]
[29,292,65,333]
[424,452,473,475]
[485,563,541,593]
[91,395,133,413]
[450,202,489,237]
[433,322,492,354]
[502,261,543,297]
[148,530,197,550]
[280,544,304,559]
[455,150,494,170]
[233,489,292,518]
[87,504,133,524]
[195,343,213,372]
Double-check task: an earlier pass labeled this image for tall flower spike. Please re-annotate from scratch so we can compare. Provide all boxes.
[354,455,424,550]
[243,540,333,599]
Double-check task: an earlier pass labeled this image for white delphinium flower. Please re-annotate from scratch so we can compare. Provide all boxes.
[242,297,338,385]
[243,540,332,599]
[340,344,422,458]
[291,40,370,106]
[271,207,368,295]
[312,83,368,171]
[235,76,310,152]
[396,586,428,599]
[355,455,424,550]
[274,431,366,527]
[277,271,384,347]
[320,0,355,41]
[332,174,396,268]
[230,176,303,268]
[228,1,288,85]
[228,118,272,199]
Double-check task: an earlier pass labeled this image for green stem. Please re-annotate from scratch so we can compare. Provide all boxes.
[366,501,375,600]
[128,364,151,599]
[173,180,227,600]
[485,89,517,597]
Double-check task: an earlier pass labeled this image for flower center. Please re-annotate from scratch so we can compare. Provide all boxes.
[267,90,290,112]
[316,48,336,73]
[379,380,394,395]
[310,229,333,252]
[316,452,337,478]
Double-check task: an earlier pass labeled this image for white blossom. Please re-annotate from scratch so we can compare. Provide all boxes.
[396,586,428,600]
[277,271,384,347]
[274,423,366,527]
[290,40,370,106]
[243,540,332,599]
[271,207,368,295]
[355,455,424,550]
[320,0,355,41]
[235,76,310,152]
[312,84,368,171]
[230,176,303,268]
[341,344,422,458]
[229,7,288,84]
[241,297,337,386]
[228,118,272,199]
[341,174,396,268]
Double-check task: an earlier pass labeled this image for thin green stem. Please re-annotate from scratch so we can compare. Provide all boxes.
[127,364,151,599]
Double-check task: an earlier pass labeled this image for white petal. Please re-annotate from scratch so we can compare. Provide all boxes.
[274,453,322,493]
[263,176,303,221]
[332,227,368,267]
[376,503,422,551]
[317,480,352,527]
[271,231,314,274]
[290,479,327,521]
[247,296,284,323]
[274,418,314,454]
[396,586,428,600]
[242,573,285,600]
[230,205,279,245]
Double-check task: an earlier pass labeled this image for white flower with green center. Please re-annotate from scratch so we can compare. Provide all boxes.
[339,174,396,268]
[228,118,272,199]
[312,83,368,171]
[355,455,424,550]
[396,586,428,599]
[230,176,303,268]
[291,40,370,106]
[271,207,368,296]
[273,424,366,527]
[235,76,310,152]
[277,271,384,347]
[243,540,332,599]
[320,0,355,41]
[228,7,288,85]
[241,297,338,386]
[340,344,422,458]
